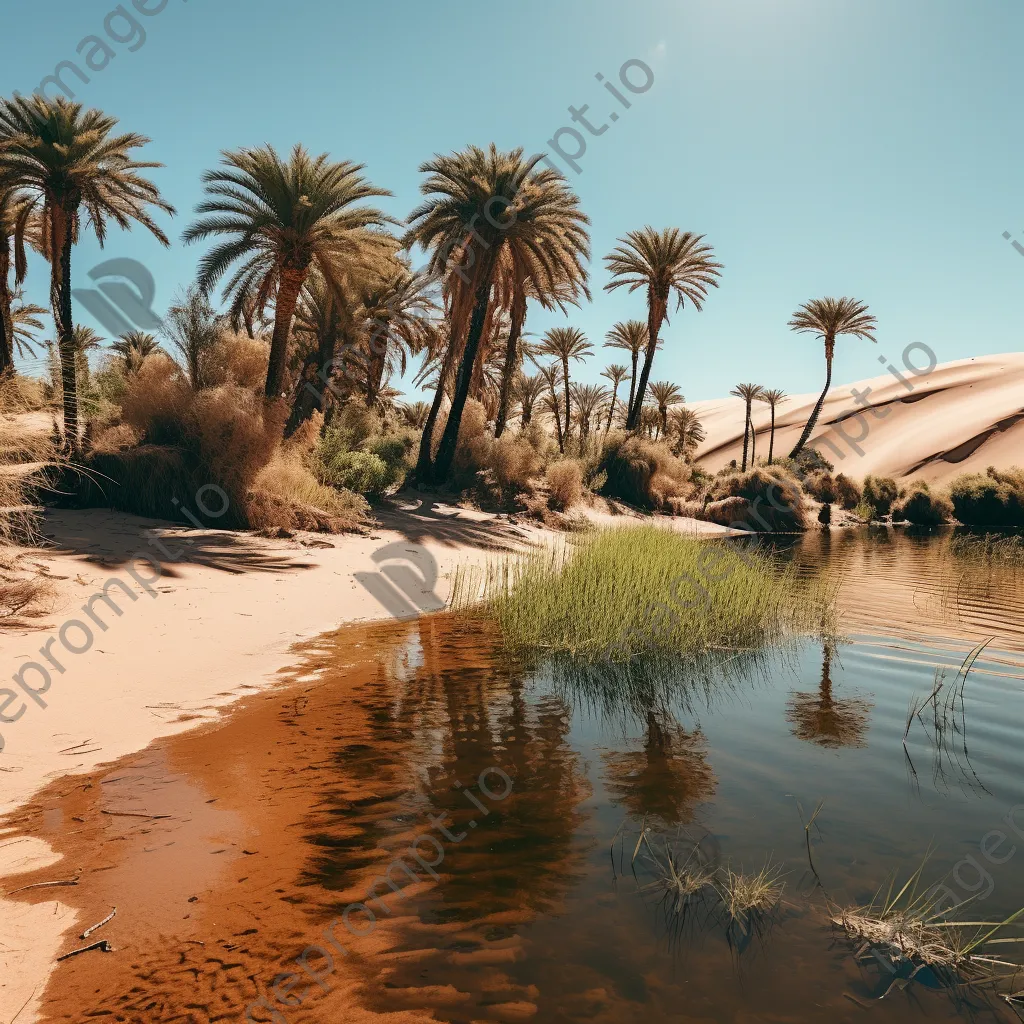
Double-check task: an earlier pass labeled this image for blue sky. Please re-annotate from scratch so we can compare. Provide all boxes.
[4,0,1024,400]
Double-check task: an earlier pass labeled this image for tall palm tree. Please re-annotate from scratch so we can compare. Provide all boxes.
[404,144,589,483]
[0,94,174,449]
[757,388,788,465]
[183,143,393,401]
[788,297,877,459]
[532,326,592,451]
[603,320,648,416]
[730,382,763,472]
[512,371,545,429]
[604,228,722,429]
[111,329,162,373]
[570,382,608,446]
[668,406,706,460]
[600,363,629,435]
[162,285,221,389]
[647,380,683,438]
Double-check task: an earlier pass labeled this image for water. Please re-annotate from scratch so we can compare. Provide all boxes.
[28,527,1024,1023]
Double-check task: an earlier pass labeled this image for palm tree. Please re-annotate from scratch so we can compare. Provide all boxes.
[111,329,162,373]
[600,363,629,435]
[571,382,608,446]
[538,362,564,449]
[788,297,877,459]
[648,380,683,438]
[757,388,788,465]
[183,143,393,401]
[0,185,32,377]
[48,325,103,395]
[638,403,662,439]
[668,406,706,459]
[404,144,589,483]
[603,320,649,416]
[604,228,722,429]
[730,383,763,472]
[162,285,221,389]
[512,371,545,429]
[0,94,174,449]
[532,326,592,451]
[400,400,431,429]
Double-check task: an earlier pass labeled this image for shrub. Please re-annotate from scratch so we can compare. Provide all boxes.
[598,433,691,510]
[793,447,834,475]
[201,332,269,390]
[803,470,837,504]
[251,451,368,532]
[91,423,141,454]
[948,467,1024,528]
[853,500,877,522]
[863,475,898,516]
[892,483,953,526]
[322,450,392,497]
[709,465,808,532]
[486,433,543,497]
[833,473,862,510]
[546,460,585,511]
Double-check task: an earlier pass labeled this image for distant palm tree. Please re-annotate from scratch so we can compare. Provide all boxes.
[730,383,764,472]
[404,144,589,483]
[538,362,564,448]
[0,94,174,449]
[788,297,877,459]
[604,228,722,428]
[571,382,609,446]
[600,363,629,435]
[757,388,788,465]
[648,380,684,438]
[8,292,46,360]
[668,406,706,460]
[184,143,392,401]
[0,185,33,376]
[638,403,662,439]
[49,325,103,394]
[512,371,545,429]
[400,400,431,429]
[603,320,649,416]
[532,326,592,451]
[112,329,162,373]
[162,285,221,389]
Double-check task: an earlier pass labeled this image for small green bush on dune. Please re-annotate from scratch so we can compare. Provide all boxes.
[863,475,898,516]
[453,527,835,662]
[892,481,953,526]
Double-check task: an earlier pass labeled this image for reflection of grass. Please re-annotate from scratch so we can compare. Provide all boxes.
[831,856,1024,999]
[452,527,836,662]
[949,531,1024,567]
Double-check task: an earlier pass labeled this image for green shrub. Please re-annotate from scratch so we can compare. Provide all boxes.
[892,484,953,526]
[322,450,391,497]
[853,500,877,522]
[709,465,808,532]
[948,467,1024,528]
[863,475,898,516]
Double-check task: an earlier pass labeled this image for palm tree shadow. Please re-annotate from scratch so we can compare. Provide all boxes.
[786,643,874,749]
[39,508,316,577]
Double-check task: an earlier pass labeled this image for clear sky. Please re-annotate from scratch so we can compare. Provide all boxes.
[4,0,1024,400]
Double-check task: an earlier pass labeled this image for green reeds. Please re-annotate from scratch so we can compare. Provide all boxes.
[451,527,837,662]
[949,532,1024,567]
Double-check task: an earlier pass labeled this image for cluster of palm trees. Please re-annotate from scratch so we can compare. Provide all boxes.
[0,92,877,489]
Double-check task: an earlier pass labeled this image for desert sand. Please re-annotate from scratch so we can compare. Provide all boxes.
[0,498,730,1024]
[693,353,1024,487]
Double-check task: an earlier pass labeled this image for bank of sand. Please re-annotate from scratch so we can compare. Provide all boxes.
[0,497,731,1024]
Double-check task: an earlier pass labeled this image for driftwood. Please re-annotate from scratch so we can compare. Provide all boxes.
[81,906,116,940]
[101,810,171,819]
[7,877,79,895]
[56,939,112,962]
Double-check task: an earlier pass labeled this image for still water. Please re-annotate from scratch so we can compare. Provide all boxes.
[30,527,1024,1023]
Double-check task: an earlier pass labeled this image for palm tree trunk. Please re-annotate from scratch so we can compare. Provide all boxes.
[50,208,78,452]
[285,310,341,437]
[604,383,619,436]
[750,408,757,466]
[0,242,13,378]
[432,253,499,483]
[627,351,638,417]
[627,297,664,430]
[741,402,751,472]
[789,343,834,459]
[364,344,387,410]
[561,355,571,452]
[768,406,776,465]
[494,299,525,438]
[265,269,306,400]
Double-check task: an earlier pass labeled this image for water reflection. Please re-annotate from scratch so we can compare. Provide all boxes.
[786,642,874,748]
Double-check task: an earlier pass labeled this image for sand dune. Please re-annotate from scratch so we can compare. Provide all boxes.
[692,353,1024,488]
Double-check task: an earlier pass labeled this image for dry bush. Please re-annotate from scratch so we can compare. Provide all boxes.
[201,332,269,390]
[949,466,1024,527]
[803,470,837,504]
[709,466,808,532]
[893,482,953,526]
[251,451,368,533]
[863,475,898,516]
[546,459,584,511]
[0,545,56,624]
[0,375,49,413]
[91,423,141,454]
[119,354,192,446]
[598,432,692,510]
[833,473,862,510]
[488,433,543,496]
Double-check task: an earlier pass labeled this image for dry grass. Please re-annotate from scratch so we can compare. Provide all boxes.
[716,859,787,922]
[598,433,692,510]
[200,332,269,390]
[0,544,56,625]
[545,459,584,511]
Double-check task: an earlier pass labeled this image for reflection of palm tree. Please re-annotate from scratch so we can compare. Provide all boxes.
[786,643,873,748]
[603,708,717,826]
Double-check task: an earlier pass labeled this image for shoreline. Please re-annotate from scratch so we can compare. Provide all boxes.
[0,497,732,1024]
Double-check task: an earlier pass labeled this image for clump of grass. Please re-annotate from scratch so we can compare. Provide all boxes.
[716,858,787,925]
[949,532,1024,567]
[452,527,836,662]
[634,831,717,914]
[831,857,1024,994]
